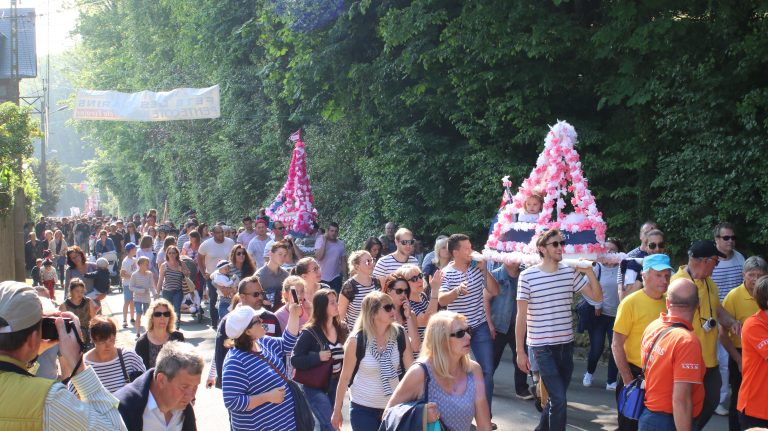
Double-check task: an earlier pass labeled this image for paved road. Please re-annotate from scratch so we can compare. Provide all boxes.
[78,289,727,431]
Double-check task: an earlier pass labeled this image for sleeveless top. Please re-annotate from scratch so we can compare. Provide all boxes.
[162,264,185,291]
[425,362,475,431]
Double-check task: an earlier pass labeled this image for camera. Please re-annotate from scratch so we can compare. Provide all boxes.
[701,318,717,333]
[41,317,88,352]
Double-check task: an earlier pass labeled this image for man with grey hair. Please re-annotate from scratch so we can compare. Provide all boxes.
[115,341,204,431]
[719,255,767,430]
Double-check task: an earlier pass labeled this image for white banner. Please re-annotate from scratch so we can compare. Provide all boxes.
[73,85,221,121]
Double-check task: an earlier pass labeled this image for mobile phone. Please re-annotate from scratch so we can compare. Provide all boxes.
[291,287,299,303]
[41,316,76,340]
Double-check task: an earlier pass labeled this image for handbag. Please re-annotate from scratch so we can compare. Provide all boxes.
[254,351,315,431]
[617,323,684,420]
[379,362,449,431]
[293,329,333,390]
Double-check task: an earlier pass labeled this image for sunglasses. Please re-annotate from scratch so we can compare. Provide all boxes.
[167,251,178,255]
[399,239,416,246]
[382,303,396,312]
[310,267,320,273]
[274,226,285,230]
[236,252,246,256]
[450,327,473,339]
[648,242,665,250]
[153,311,171,318]
[393,288,410,296]
[718,235,736,241]
[243,291,262,298]
[363,259,374,264]
[406,275,422,282]
[546,240,566,248]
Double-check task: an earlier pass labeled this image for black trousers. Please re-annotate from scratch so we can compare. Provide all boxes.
[695,366,721,430]
[615,363,642,431]
[739,412,768,430]
[728,351,742,431]
[492,329,528,394]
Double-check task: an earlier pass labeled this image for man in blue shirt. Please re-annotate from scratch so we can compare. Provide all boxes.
[490,261,532,399]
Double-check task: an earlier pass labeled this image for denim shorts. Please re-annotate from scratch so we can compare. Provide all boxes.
[123,283,133,301]
[134,301,149,315]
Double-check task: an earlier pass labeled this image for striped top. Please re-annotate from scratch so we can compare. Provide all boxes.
[223,332,298,431]
[349,333,401,409]
[373,253,419,278]
[329,340,344,373]
[409,292,431,339]
[129,271,154,303]
[162,264,185,291]
[439,265,487,328]
[44,366,127,430]
[71,349,146,396]
[517,264,588,347]
[341,278,381,330]
[711,250,745,300]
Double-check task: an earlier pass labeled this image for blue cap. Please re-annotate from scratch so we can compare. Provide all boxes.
[642,254,673,272]
[124,242,137,252]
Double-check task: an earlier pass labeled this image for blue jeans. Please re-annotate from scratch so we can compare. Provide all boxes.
[322,276,343,295]
[206,279,219,327]
[586,314,618,384]
[303,375,339,431]
[161,289,183,321]
[531,342,574,431]
[639,408,700,431]
[350,402,384,430]
[470,321,495,412]
[218,300,232,320]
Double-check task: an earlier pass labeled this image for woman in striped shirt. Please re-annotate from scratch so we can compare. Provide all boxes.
[291,288,349,431]
[384,275,422,354]
[222,298,303,431]
[72,316,146,396]
[332,291,414,430]
[156,245,189,320]
[339,250,381,331]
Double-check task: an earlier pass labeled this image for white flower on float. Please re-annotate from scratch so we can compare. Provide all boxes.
[564,244,576,254]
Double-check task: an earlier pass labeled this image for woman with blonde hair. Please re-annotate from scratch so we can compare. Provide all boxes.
[339,250,381,330]
[135,298,185,369]
[331,291,413,430]
[386,310,492,431]
[423,236,450,279]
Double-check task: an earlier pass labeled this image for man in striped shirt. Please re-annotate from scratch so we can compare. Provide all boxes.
[438,234,499,418]
[373,228,420,285]
[515,229,602,431]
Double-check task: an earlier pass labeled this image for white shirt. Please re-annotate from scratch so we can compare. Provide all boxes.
[198,237,235,275]
[142,390,184,431]
[247,235,271,268]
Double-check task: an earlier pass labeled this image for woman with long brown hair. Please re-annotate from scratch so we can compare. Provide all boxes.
[229,243,257,280]
[156,245,189,319]
[291,288,348,431]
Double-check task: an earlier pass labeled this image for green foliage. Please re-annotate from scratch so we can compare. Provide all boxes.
[70,0,768,256]
[0,102,41,218]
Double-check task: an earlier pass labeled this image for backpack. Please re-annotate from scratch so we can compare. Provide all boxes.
[349,325,406,386]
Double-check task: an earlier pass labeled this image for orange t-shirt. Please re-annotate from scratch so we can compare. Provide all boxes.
[737,311,768,420]
[641,314,705,416]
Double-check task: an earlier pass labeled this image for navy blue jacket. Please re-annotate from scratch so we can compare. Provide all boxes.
[113,368,197,431]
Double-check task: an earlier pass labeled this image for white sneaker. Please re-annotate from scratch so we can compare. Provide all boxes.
[605,382,617,391]
[714,404,729,416]
[582,372,593,387]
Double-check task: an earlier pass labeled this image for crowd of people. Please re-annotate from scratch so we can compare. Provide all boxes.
[4,211,768,431]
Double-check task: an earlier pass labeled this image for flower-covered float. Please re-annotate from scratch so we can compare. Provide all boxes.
[483,120,609,266]
[266,130,319,238]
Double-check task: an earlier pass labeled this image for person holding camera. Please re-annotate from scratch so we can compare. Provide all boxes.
[0,281,126,430]
[670,240,742,429]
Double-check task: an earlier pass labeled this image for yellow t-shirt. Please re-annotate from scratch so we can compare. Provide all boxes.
[722,284,758,348]
[613,289,667,367]
[671,266,721,368]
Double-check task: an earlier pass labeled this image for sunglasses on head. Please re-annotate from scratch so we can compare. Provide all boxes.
[718,235,736,241]
[547,240,566,248]
[382,303,396,312]
[648,241,665,250]
[153,311,171,318]
[406,274,422,282]
[399,239,415,246]
[450,327,472,338]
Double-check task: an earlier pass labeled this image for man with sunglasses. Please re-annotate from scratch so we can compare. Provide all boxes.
[515,229,602,431]
[207,275,282,389]
[373,228,420,287]
[619,229,666,301]
[438,234,500,424]
[670,240,742,429]
[709,222,746,417]
[314,222,348,294]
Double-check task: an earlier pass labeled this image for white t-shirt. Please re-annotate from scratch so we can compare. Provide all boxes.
[314,236,347,281]
[121,255,138,283]
[247,236,271,268]
[237,229,257,248]
[198,237,235,275]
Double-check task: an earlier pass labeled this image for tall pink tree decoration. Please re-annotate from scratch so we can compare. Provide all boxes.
[266,130,319,237]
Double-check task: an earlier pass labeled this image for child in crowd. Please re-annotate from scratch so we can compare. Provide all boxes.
[60,278,96,347]
[211,260,235,319]
[41,258,58,300]
[31,258,43,287]
[84,257,111,303]
[129,256,155,338]
[121,242,139,328]
[518,192,544,223]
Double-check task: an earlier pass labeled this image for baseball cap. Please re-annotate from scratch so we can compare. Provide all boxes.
[125,242,137,252]
[0,281,42,333]
[642,254,673,272]
[225,305,256,339]
[688,240,726,259]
